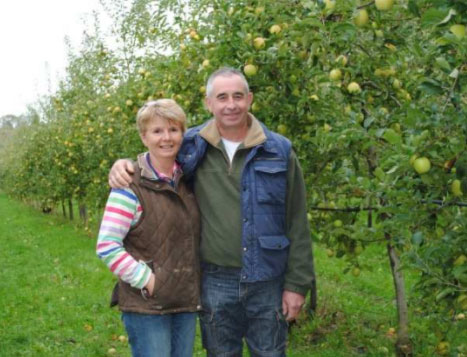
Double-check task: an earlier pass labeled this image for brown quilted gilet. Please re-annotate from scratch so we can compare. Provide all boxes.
[117,164,201,314]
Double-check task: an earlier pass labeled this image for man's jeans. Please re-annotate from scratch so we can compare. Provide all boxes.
[199,263,288,357]
[122,311,196,357]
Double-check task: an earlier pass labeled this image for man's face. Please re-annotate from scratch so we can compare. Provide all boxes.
[205,74,253,131]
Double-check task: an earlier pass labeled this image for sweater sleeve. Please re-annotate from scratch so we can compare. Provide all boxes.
[284,150,316,296]
[96,188,152,289]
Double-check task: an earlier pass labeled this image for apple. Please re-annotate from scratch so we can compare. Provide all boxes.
[375,0,394,11]
[108,348,117,355]
[354,9,369,27]
[455,313,465,320]
[324,0,335,11]
[436,341,450,355]
[347,82,361,94]
[125,99,133,107]
[454,254,467,266]
[202,59,210,68]
[351,267,361,277]
[375,29,384,38]
[413,157,431,174]
[277,124,287,135]
[309,94,319,101]
[243,64,258,77]
[323,123,332,132]
[333,219,343,227]
[450,24,465,39]
[329,69,342,81]
[253,37,266,50]
[451,179,463,196]
[335,54,348,66]
[255,7,265,15]
[269,24,282,34]
[326,249,335,257]
[392,79,402,89]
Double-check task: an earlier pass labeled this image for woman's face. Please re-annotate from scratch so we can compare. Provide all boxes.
[140,117,183,161]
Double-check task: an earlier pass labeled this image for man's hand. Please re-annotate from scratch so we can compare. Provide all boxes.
[282,290,305,322]
[108,159,134,188]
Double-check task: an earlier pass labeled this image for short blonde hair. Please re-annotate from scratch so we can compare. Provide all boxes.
[136,99,187,134]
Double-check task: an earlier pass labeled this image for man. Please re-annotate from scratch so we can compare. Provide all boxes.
[109,67,315,356]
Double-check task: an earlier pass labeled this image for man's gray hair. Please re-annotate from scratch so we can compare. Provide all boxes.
[205,67,250,97]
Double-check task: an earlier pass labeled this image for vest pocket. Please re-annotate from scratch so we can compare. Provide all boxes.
[257,235,290,277]
[253,161,287,204]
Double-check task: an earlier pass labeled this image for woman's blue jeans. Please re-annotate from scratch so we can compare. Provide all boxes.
[121,311,196,357]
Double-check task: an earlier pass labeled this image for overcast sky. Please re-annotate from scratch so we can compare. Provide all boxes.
[0,0,109,118]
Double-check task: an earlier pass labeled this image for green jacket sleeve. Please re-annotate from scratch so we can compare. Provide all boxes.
[284,150,316,297]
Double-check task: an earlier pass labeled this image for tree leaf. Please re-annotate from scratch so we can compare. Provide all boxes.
[421,8,449,28]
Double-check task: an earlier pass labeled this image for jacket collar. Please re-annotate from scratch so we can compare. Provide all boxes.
[199,113,267,149]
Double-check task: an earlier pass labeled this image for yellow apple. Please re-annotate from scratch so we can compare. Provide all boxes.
[323,123,332,132]
[253,37,266,50]
[125,99,133,107]
[375,0,394,11]
[347,82,361,93]
[354,9,369,27]
[202,59,210,68]
[269,24,282,34]
[329,69,342,81]
[413,157,431,174]
[243,64,258,77]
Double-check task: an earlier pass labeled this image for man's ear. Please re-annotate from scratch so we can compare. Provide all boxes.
[204,96,212,113]
[247,92,253,108]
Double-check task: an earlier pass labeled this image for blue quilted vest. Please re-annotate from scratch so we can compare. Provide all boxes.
[177,121,292,282]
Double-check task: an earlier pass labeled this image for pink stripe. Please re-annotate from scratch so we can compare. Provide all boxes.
[106,206,134,219]
[103,215,131,228]
[97,241,116,250]
[118,260,135,277]
[110,252,129,271]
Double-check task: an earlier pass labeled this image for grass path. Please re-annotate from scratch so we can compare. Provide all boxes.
[1,193,465,356]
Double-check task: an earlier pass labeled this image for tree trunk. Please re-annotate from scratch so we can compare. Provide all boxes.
[79,203,88,226]
[62,200,66,218]
[386,237,413,356]
[68,198,74,220]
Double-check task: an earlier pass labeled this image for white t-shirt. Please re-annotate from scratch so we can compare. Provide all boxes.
[221,137,242,163]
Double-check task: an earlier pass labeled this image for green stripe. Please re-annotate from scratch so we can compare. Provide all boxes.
[108,196,137,210]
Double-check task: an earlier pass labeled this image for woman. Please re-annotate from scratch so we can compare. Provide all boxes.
[96,99,201,357]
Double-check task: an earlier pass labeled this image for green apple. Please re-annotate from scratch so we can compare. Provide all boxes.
[347,82,361,94]
[352,267,361,277]
[335,54,348,66]
[413,157,431,174]
[451,179,463,196]
[253,37,266,49]
[329,69,342,81]
[333,219,343,227]
[375,0,394,11]
[454,254,467,266]
[450,24,465,39]
[324,0,336,11]
[323,123,332,132]
[354,9,369,27]
[243,64,258,77]
[277,124,287,135]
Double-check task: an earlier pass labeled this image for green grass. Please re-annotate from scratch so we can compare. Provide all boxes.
[0,192,465,356]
